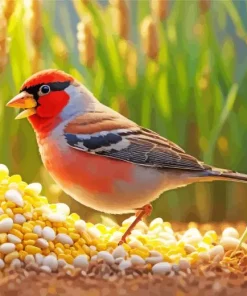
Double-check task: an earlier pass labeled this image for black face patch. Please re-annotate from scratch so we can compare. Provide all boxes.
[21,81,70,100]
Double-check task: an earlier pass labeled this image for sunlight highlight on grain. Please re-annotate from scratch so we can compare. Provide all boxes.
[77,18,95,68]
[140,16,159,60]
[51,36,68,61]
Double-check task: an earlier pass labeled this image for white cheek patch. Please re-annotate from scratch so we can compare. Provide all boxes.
[61,84,98,121]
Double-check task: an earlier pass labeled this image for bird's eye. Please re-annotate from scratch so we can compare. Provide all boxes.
[39,85,51,96]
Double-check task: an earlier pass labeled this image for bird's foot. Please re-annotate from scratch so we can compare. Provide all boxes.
[118,204,153,246]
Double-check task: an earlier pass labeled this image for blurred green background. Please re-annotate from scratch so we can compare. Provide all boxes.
[1,0,247,224]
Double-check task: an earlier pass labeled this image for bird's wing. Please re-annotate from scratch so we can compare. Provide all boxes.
[64,112,207,171]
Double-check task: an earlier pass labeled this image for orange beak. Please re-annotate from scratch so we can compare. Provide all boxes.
[6,91,37,119]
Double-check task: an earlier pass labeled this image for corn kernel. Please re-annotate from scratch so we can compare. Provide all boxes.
[24,233,38,240]
[49,241,55,250]
[25,245,41,254]
[16,244,24,251]
[107,242,118,249]
[78,238,86,246]
[10,229,23,239]
[19,250,28,261]
[0,233,7,244]
[57,227,67,234]
[13,224,22,231]
[55,247,64,255]
[82,232,92,245]
[58,254,73,264]
[69,233,80,241]
[42,248,50,256]
[24,240,36,246]
[64,249,71,255]
[5,251,19,263]
[0,214,9,221]
[13,208,24,214]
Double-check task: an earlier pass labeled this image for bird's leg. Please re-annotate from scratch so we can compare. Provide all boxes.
[118,204,153,245]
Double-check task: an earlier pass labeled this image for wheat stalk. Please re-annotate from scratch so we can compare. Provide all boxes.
[0,6,8,74]
[3,0,16,20]
[110,0,129,40]
[77,18,95,68]
[140,16,159,60]
[150,0,169,21]
[25,0,43,73]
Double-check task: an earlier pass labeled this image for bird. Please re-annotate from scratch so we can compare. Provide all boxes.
[6,69,247,244]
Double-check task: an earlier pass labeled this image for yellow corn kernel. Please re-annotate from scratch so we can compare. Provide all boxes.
[122,243,131,252]
[25,245,41,254]
[97,243,107,251]
[205,230,218,241]
[4,251,19,263]
[6,201,16,208]
[82,245,90,255]
[64,244,70,249]
[46,221,52,227]
[10,229,23,239]
[55,243,64,250]
[202,235,214,244]
[69,233,80,241]
[53,222,63,228]
[24,233,38,240]
[107,242,118,249]
[18,181,28,190]
[81,232,92,245]
[74,242,82,250]
[55,247,64,255]
[19,250,28,261]
[13,208,24,214]
[129,248,149,258]
[36,221,46,227]
[68,227,75,233]
[64,249,71,255]
[71,250,79,258]
[23,240,36,246]
[0,253,3,260]
[137,237,147,245]
[0,233,7,244]
[23,201,32,211]
[96,224,107,233]
[70,213,80,221]
[49,241,55,250]
[42,248,50,256]
[86,222,93,228]
[22,227,33,234]
[9,175,22,183]
[78,238,86,246]
[90,250,98,257]
[0,214,9,221]
[58,254,73,264]
[57,227,67,234]
[23,222,33,229]
[13,224,22,231]
[16,244,24,251]
[32,212,38,220]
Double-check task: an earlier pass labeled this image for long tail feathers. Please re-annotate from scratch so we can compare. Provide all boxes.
[202,167,247,183]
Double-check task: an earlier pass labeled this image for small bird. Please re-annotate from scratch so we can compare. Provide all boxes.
[6,69,247,244]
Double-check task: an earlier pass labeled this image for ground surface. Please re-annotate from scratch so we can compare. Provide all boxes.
[0,222,247,296]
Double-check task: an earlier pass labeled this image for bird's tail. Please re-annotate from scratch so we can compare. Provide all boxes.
[198,166,247,183]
